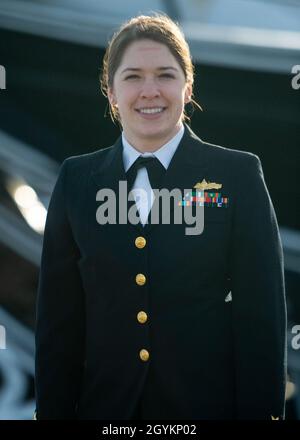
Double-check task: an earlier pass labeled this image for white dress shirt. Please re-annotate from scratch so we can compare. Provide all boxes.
[122,124,184,225]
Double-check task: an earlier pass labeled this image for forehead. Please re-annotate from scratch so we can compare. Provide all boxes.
[118,39,179,68]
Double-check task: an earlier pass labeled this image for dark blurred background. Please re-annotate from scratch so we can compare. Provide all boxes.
[0,0,299,419]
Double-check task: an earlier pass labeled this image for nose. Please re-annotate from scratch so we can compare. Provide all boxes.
[140,78,160,99]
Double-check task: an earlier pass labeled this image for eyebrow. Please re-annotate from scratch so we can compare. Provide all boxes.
[121,66,179,74]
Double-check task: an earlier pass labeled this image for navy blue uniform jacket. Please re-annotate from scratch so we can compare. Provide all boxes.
[35,124,287,420]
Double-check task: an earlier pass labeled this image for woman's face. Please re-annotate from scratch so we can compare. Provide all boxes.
[108,39,192,151]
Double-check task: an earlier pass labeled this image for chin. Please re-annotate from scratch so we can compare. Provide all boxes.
[144,131,167,142]
[138,123,171,139]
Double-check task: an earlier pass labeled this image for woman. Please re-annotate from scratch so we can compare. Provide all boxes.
[35,14,287,420]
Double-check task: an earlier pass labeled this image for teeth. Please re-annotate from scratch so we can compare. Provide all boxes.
[139,107,164,114]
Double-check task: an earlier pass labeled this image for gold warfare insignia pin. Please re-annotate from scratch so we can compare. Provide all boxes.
[194,179,222,190]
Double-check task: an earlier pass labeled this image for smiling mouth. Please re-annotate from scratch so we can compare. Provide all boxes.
[136,107,166,114]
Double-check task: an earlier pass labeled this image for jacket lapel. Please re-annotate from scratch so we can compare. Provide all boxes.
[90,136,145,233]
[144,124,209,232]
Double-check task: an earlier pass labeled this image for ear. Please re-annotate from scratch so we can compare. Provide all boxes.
[184,83,192,104]
[108,87,117,107]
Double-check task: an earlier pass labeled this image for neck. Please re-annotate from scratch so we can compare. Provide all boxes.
[124,124,183,153]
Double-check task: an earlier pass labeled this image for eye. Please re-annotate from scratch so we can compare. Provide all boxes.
[124,74,140,80]
[159,73,175,79]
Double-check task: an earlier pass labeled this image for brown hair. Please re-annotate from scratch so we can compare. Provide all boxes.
[100,14,201,123]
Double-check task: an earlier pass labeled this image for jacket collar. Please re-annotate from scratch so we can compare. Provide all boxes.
[91,123,208,184]
[91,123,209,232]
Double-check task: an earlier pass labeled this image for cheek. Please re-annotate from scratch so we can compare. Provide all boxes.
[117,89,139,110]
[164,84,186,102]
[167,90,186,111]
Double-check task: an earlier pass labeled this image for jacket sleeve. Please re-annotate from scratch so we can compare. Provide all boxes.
[229,154,287,420]
[35,159,85,419]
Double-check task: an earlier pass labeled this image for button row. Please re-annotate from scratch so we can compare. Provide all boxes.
[135,238,148,362]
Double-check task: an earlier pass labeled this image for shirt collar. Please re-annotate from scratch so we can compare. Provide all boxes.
[122,124,184,172]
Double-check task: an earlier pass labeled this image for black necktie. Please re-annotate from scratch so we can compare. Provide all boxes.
[126,156,166,191]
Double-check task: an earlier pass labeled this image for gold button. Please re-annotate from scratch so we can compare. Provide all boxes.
[135,236,146,249]
[139,349,150,362]
[137,311,148,324]
[136,273,146,286]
